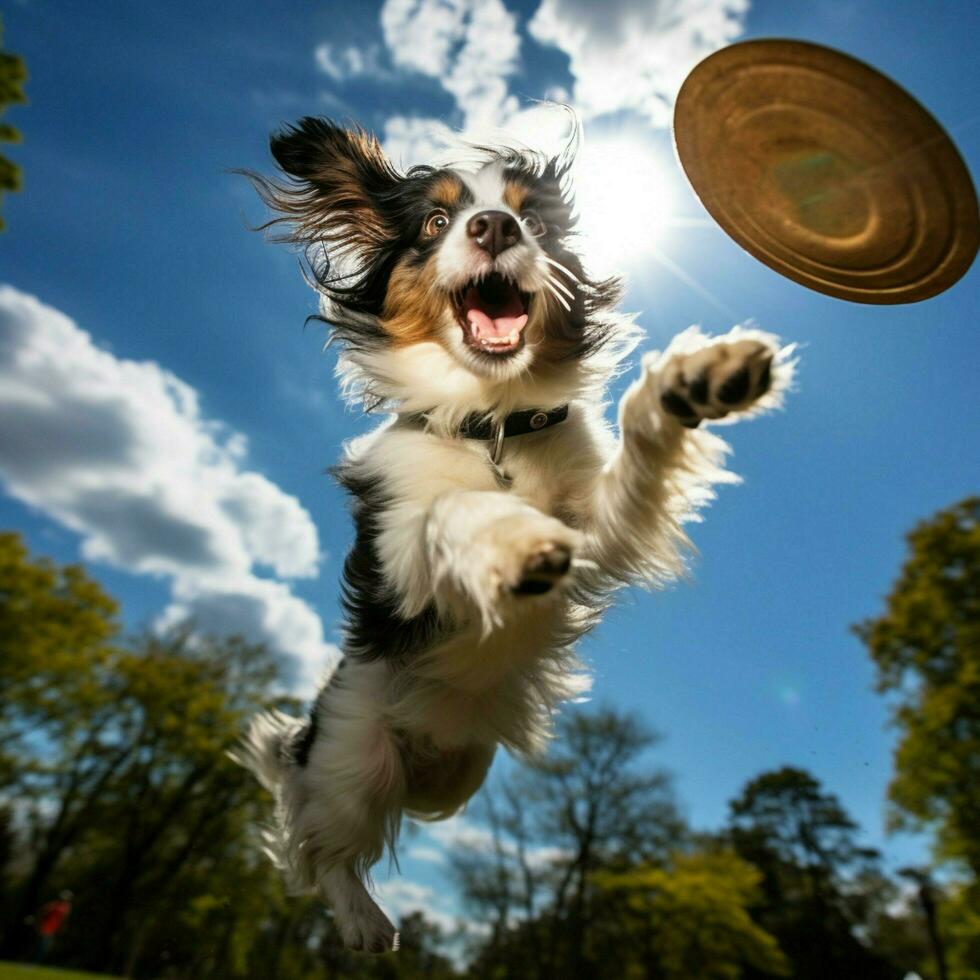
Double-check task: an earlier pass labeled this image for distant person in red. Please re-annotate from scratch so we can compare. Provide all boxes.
[34,890,73,962]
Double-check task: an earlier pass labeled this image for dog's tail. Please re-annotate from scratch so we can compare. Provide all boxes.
[228,710,304,793]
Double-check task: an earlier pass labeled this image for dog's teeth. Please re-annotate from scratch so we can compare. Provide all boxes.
[477,331,521,350]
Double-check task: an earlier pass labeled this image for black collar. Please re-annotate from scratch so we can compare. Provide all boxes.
[403,404,569,462]
[401,404,568,470]
[458,405,569,441]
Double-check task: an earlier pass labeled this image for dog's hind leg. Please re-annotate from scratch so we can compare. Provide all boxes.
[272,662,405,953]
[289,742,402,953]
[320,866,399,954]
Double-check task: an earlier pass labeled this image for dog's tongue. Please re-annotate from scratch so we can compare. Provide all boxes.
[463,282,528,340]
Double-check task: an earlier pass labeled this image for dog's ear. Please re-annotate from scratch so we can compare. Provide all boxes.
[251,117,404,282]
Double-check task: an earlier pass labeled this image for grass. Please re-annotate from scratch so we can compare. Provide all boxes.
[0,964,119,980]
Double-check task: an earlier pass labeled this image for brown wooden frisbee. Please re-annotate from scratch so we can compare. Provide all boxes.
[673,39,979,304]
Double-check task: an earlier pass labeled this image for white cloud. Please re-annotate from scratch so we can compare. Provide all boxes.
[525,844,570,868]
[221,472,321,579]
[380,0,465,78]
[375,879,438,907]
[382,101,575,173]
[380,0,520,125]
[156,576,336,693]
[375,876,496,969]
[371,0,748,168]
[382,115,457,170]
[0,285,338,693]
[374,879,460,936]
[441,0,521,128]
[423,814,498,853]
[528,0,749,126]
[406,844,447,864]
[313,0,523,168]
[315,42,391,83]
[316,0,750,168]
[313,0,522,136]
[419,813,569,868]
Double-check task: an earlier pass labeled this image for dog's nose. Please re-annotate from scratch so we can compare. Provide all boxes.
[466,210,522,258]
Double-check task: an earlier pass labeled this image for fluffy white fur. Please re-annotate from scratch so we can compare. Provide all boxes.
[233,155,795,954]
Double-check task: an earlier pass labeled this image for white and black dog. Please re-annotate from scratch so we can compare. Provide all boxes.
[233,116,794,952]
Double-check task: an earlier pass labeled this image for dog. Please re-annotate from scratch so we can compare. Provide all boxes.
[232,116,794,953]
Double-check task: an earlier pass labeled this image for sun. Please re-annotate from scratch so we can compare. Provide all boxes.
[571,133,678,275]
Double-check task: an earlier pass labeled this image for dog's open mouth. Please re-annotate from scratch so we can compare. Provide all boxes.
[454,273,530,357]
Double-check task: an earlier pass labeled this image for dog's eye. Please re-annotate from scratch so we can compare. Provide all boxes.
[424,209,450,236]
[521,210,546,237]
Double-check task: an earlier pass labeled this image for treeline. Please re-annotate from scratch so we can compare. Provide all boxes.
[451,708,962,979]
[0,497,977,978]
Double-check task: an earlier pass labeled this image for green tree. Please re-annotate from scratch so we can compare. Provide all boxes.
[456,707,688,979]
[0,535,279,975]
[0,532,120,732]
[853,498,980,877]
[855,497,980,980]
[596,849,789,979]
[0,533,121,957]
[730,767,879,900]
[0,531,121,841]
[57,630,292,976]
[0,14,26,229]
[859,868,937,980]
[0,622,296,971]
[728,767,901,980]
[941,883,980,980]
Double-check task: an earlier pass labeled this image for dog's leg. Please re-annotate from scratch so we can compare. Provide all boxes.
[274,664,404,953]
[585,325,793,583]
[424,490,583,631]
[321,866,400,954]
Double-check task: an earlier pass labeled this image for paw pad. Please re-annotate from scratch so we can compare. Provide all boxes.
[513,543,572,596]
[660,339,775,426]
[717,365,750,405]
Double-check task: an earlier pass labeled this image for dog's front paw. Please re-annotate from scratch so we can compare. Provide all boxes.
[460,512,581,629]
[512,540,574,595]
[486,515,580,599]
[655,336,777,428]
[427,493,584,628]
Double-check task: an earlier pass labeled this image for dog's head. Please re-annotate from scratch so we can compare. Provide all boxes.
[251,117,625,407]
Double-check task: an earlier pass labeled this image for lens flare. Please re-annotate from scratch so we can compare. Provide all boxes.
[777,684,802,707]
[572,134,677,275]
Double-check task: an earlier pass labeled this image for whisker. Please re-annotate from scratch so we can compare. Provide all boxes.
[538,254,582,284]
[547,274,575,300]
[542,280,572,312]
[539,255,581,285]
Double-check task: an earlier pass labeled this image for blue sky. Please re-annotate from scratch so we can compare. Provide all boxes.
[2,0,979,930]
